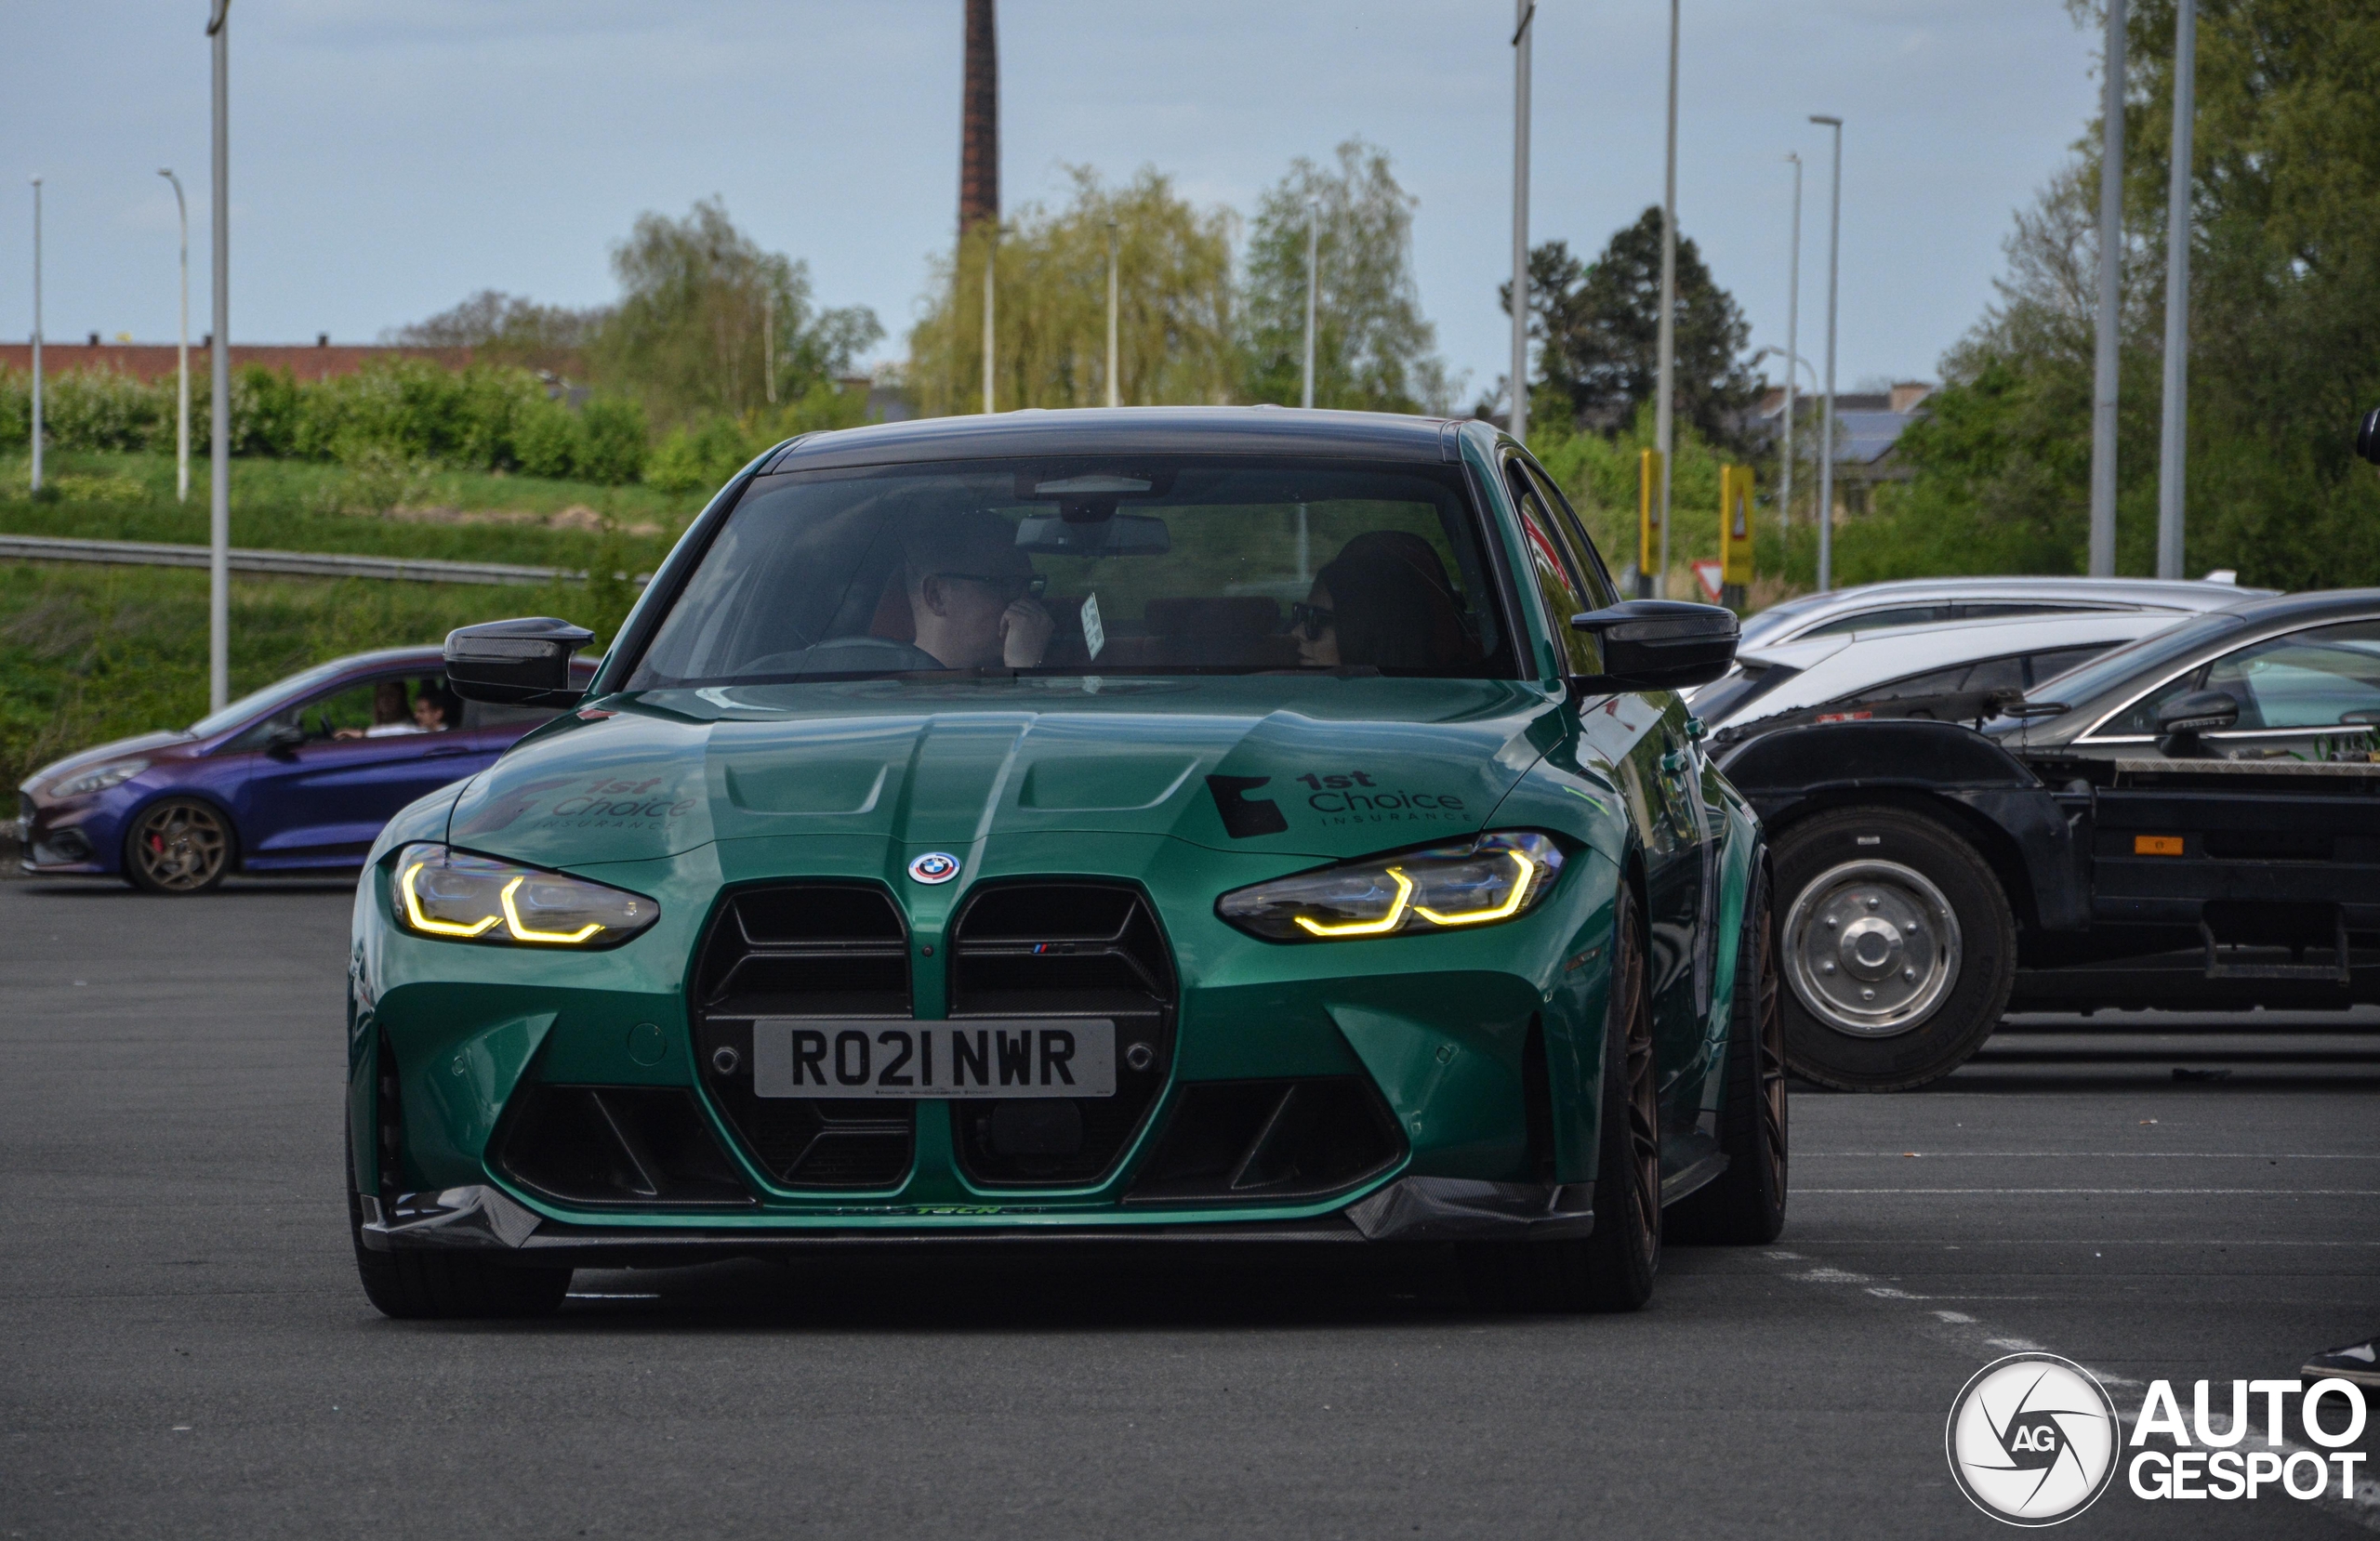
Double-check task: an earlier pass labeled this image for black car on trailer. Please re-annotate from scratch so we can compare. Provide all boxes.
[1717,584,2380,1089]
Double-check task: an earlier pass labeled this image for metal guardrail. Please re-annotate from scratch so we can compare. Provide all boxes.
[0,533,610,587]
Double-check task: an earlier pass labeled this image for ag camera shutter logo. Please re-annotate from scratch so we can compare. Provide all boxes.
[1946,1353,2120,1525]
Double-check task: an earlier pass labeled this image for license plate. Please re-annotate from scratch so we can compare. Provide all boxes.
[750,1019,1115,1100]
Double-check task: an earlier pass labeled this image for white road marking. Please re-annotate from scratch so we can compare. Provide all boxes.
[1799,1188,2380,1196]
[1764,1246,2380,1527]
[1805,1152,2380,1159]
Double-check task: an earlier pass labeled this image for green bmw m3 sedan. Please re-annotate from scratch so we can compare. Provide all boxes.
[345,407,1787,1318]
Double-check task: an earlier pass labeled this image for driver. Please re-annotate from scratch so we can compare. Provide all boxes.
[900,509,1053,669]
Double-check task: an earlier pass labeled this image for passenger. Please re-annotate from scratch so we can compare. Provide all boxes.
[1294,532,1471,670]
[411,680,462,732]
[335,679,416,740]
[899,509,1053,668]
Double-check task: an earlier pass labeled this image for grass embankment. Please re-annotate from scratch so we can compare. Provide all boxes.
[0,451,695,787]
[0,560,592,789]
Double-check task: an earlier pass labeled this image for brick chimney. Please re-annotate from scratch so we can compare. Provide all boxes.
[959,0,998,236]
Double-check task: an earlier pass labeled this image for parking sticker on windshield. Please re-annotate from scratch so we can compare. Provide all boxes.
[1080,591,1106,661]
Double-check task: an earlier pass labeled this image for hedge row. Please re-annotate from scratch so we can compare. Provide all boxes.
[0,361,649,485]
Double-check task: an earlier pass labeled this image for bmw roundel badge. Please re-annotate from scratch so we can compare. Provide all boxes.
[907,851,960,885]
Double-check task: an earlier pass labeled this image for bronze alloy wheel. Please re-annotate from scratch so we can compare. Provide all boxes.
[1613,907,1661,1266]
[125,798,233,893]
[1749,876,1788,1204]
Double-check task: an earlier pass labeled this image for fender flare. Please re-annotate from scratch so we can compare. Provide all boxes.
[1714,719,2088,932]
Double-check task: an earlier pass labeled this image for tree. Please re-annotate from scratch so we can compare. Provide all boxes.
[1505,210,1758,446]
[1240,138,1454,414]
[592,198,882,428]
[907,166,1236,415]
[1869,1,2380,589]
[383,290,603,376]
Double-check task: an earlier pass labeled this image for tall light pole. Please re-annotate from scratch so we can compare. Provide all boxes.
[1653,0,1681,598]
[981,233,995,415]
[2088,0,2126,578]
[160,169,190,504]
[1104,217,1120,408]
[208,0,231,712]
[2156,0,2194,581]
[1509,0,1533,446]
[28,178,41,494]
[1780,152,1803,537]
[1301,197,1319,410]
[1810,114,1844,594]
[762,288,775,405]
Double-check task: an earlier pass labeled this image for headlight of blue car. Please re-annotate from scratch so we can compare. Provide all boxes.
[1216,831,1565,942]
[393,843,660,948]
[50,758,149,796]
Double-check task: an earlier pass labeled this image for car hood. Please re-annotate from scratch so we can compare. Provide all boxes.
[22,729,195,794]
[445,676,1566,870]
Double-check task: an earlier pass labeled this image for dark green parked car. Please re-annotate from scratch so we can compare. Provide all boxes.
[346,407,1786,1317]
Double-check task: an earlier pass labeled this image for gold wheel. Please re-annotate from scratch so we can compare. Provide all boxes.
[125,799,232,893]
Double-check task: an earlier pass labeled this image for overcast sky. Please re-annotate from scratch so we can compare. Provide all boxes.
[3,1,2100,401]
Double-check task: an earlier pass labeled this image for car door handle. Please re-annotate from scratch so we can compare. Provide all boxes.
[423,744,471,757]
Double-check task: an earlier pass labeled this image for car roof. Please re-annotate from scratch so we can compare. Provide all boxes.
[761,406,1466,473]
[1743,575,2268,634]
[1722,610,2185,725]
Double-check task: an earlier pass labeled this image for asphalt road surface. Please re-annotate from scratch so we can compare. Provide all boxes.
[4,875,2376,1538]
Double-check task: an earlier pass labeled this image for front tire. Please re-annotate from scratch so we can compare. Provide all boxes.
[123,797,234,893]
[1669,858,1788,1243]
[347,1125,568,1320]
[1772,806,2015,1092]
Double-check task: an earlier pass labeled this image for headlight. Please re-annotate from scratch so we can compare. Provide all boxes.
[393,843,659,948]
[50,759,149,797]
[1216,831,1565,942]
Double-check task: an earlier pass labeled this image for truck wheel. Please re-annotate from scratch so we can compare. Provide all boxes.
[1772,807,2015,1092]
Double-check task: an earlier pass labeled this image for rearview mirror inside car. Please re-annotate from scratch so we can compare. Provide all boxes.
[444,617,594,706]
[1568,599,1740,693]
[1013,513,1171,557]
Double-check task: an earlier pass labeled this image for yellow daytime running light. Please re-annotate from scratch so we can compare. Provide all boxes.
[400,861,500,938]
[1414,850,1538,928]
[498,876,605,944]
[1294,867,1414,938]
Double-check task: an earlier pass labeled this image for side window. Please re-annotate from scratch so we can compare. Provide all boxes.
[1501,458,1600,675]
[247,672,460,744]
[1803,604,1958,639]
[2025,645,2110,687]
[2099,620,2380,734]
[1524,462,1620,609]
[1855,664,1970,704]
[1963,655,2029,696]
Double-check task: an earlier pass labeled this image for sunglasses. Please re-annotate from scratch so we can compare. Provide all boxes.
[935,572,1049,602]
[1290,602,1336,641]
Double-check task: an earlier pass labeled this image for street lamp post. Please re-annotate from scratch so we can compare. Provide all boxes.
[1654,0,1681,599]
[2088,0,2125,577]
[208,0,231,712]
[1810,113,1844,594]
[1301,197,1318,410]
[2156,0,2194,581]
[981,231,995,415]
[1509,0,1533,447]
[1781,152,1802,536]
[28,178,41,494]
[1105,217,1120,408]
[160,169,190,503]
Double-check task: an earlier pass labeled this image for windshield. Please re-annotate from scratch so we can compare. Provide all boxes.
[625,455,1515,688]
[184,656,364,738]
[2020,609,2251,710]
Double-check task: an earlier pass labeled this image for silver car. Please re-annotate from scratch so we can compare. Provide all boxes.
[1698,609,2194,742]
[1734,575,2268,654]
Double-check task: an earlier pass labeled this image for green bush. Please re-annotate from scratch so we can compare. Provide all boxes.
[513,397,588,480]
[578,397,648,485]
[645,415,756,495]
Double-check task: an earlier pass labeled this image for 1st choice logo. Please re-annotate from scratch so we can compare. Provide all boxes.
[1948,1354,2370,1525]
